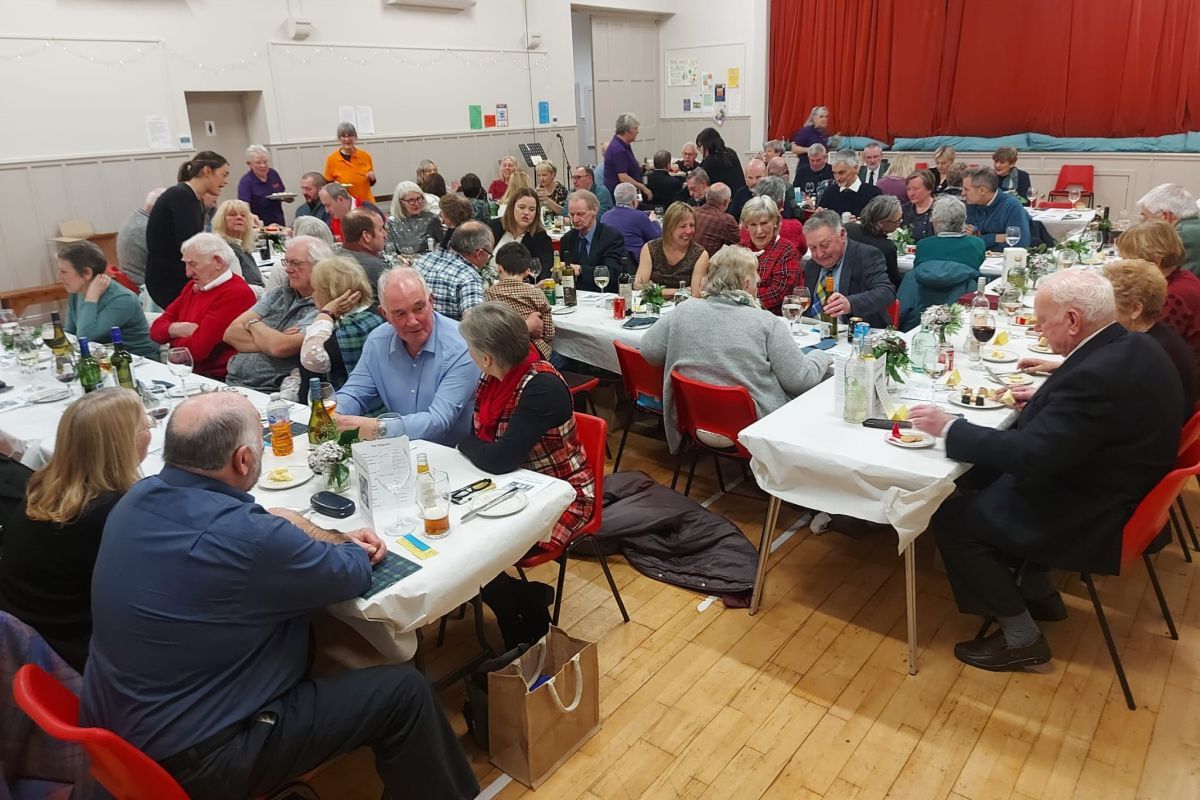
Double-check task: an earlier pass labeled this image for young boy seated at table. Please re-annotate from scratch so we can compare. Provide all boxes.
[485,242,556,359]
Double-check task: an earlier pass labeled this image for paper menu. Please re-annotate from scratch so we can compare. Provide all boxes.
[352,436,415,530]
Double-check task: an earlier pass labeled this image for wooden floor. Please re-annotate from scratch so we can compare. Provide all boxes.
[311,408,1200,800]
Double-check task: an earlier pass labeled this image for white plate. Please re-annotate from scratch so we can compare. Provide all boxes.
[266,192,296,201]
[257,465,314,490]
[948,393,1005,410]
[550,305,577,315]
[1028,343,1054,354]
[470,489,529,518]
[30,386,70,403]
[981,350,1019,363]
[885,430,935,449]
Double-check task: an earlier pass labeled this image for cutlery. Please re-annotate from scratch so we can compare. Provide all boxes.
[461,484,520,521]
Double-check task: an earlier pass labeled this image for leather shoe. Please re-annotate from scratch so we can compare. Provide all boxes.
[954,630,1051,671]
[1025,592,1068,622]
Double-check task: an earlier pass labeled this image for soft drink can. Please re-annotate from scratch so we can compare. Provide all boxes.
[612,296,627,319]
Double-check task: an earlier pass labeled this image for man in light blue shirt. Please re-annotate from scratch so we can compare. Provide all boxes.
[335,266,481,445]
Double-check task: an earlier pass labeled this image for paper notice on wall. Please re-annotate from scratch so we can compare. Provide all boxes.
[338,106,356,125]
[355,106,375,136]
[693,93,703,110]
[715,84,726,103]
[145,115,172,150]
[727,67,740,88]
[496,104,509,127]
[701,71,714,90]
[702,92,715,111]
[726,88,743,115]
[469,105,483,130]
[668,57,698,87]
[683,98,692,112]
[484,114,497,129]
[538,100,551,125]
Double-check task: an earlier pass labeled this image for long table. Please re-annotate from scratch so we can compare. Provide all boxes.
[551,291,651,373]
[0,354,574,663]
[739,322,1055,674]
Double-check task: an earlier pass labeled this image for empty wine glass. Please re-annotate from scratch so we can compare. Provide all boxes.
[167,347,194,397]
[782,294,804,333]
[1027,185,1036,208]
[1005,226,1021,248]
[1067,186,1082,207]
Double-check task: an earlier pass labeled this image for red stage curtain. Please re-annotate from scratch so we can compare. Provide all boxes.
[770,0,1200,142]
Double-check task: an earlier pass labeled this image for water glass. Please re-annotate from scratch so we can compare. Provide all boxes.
[167,347,194,397]
[1067,186,1082,207]
[1005,226,1021,248]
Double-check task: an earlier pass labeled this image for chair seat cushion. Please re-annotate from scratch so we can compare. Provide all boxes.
[696,429,736,449]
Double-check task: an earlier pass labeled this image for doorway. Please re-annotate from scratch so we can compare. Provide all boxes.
[571,12,596,168]
[589,13,660,165]
[183,92,268,200]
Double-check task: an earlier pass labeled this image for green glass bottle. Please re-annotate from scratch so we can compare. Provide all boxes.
[109,327,135,390]
[307,377,337,444]
[77,337,102,394]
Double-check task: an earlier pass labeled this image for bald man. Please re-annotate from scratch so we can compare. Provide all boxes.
[729,158,766,221]
[82,392,477,800]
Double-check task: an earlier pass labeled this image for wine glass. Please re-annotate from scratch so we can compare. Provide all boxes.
[593,265,610,300]
[1067,186,1082,207]
[971,314,997,346]
[0,309,17,366]
[320,381,337,414]
[15,330,39,374]
[795,286,812,318]
[782,294,803,333]
[804,182,815,198]
[53,351,78,398]
[1027,185,1036,208]
[167,347,194,397]
[1005,226,1021,248]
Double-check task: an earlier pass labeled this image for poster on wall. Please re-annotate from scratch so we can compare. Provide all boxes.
[496,104,509,127]
[355,106,375,136]
[715,84,726,103]
[469,105,483,130]
[145,115,172,150]
[683,98,692,112]
[668,57,698,87]
[727,67,740,88]
[338,106,356,126]
[538,101,551,125]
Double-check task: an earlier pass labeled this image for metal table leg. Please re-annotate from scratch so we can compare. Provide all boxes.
[905,542,919,675]
[749,495,782,615]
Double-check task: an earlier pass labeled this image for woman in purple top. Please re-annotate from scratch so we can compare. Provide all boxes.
[790,106,830,156]
[237,145,288,227]
[603,113,654,201]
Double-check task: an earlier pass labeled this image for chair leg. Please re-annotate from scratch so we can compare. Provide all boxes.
[585,394,613,459]
[613,405,636,473]
[683,448,701,497]
[713,454,728,493]
[1171,506,1193,563]
[471,594,492,656]
[1082,573,1135,711]
[1143,553,1179,640]
[585,535,630,623]
[516,565,527,581]
[1178,496,1200,551]
[671,438,688,491]
[551,555,568,626]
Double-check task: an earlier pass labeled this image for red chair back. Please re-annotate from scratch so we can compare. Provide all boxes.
[1122,439,1200,568]
[1053,165,1094,194]
[613,340,665,405]
[12,664,189,800]
[572,412,607,534]
[1035,201,1075,210]
[887,299,900,328]
[669,371,758,459]
[1180,408,1200,455]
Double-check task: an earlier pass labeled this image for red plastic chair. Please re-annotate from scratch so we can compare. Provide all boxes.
[1087,439,1200,709]
[1033,201,1075,210]
[1170,408,1200,559]
[516,413,628,626]
[669,371,758,497]
[1047,165,1095,207]
[12,663,189,800]
[887,299,900,328]
[612,340,666,472]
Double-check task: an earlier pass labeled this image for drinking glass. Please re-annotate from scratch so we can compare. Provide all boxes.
[795,286,811,318]
[782,294,803,333]
[0,309,17,366]
[1005,226,1021,248]
[804,182,815,198]
[420,469,451,539]
[971,314,997,346]
[593,265,611,298]
[1027,185,1036,208]
[999,287,1022,329]
[320,381,336,414]
[53,350,78,398]
[167,347,194,397]
[15,331,39,374]
[1067,186,1082,207]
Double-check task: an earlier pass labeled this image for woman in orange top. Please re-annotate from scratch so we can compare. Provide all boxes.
[324,122,376,203]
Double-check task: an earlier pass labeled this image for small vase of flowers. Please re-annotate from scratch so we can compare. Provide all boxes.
[641,282,665,315]
[920,303,964,345]
[307,429,359,493]
[872,329,912,384]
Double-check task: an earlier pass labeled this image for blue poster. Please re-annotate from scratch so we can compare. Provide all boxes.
[538,101,551,125]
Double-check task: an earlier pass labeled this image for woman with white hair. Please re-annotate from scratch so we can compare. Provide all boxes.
[211,199,265,292]
[387,180,442,255]
[790,105,830,156]
[291,215,334,247]
[1138,183,1200,276]
[739,195,801,314]
[534,161,568,215]
[742,176,806,251]
[324,122,375,203]
[640,245,830,454]
[236,144,288,227]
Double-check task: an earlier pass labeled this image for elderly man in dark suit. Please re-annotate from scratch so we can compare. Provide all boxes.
[818,150,882,218]
[909,269,1182,672]
[560,189,631,291]
[857,142,890,187]
[801,210,895,328]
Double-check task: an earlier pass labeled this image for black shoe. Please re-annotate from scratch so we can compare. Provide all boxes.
[954,630,1051,671]
[1025,592,1068,622]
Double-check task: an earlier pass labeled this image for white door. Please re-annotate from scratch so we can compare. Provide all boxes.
[591,14,660,169]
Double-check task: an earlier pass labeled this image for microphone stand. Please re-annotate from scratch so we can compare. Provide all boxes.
[556,132,572,189]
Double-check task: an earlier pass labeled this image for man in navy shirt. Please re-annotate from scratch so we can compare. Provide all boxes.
[963,166,1031,252]
[81,392,478,800]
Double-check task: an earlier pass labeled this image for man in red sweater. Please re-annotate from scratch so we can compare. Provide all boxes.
[150,233,256,379]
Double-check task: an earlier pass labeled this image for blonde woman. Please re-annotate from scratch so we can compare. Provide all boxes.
[488,155,519,201]
[0,388,150,671]
[876,153,915,202]
[932,145,957,191]
[386,180,441,255]
[211,199,265,291]
[1117,219,1200,369]
[534,161,567,215]
[300,256,385,388]
[635,201,709,297]
[497,169,533,217]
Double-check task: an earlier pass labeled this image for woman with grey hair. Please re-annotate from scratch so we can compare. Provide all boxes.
[324,122,376,203]
[846,194,903,287]
[899,195,985,329]
[1137,183,1200,275]
[386,180,442,255]
[640,245,830,454]
[740,185,807,260]
[291,215,334,247]
[790,105,831,156]
[237,144,288,227]
[913,195,986,271]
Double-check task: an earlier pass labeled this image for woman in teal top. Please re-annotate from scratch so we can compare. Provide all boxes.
[913,195,987,271]
[58,241,159,358]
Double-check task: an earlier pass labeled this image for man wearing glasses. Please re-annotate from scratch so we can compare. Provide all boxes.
[222,235,331,391]
[570,165,613,216]
[412,221,491,320]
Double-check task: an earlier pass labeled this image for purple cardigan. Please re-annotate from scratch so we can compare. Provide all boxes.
[237,168,287,227]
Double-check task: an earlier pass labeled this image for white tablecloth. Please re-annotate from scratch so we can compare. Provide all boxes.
[551,290,651,373]
[898,253,1005,277]
[739,324,1055,554]
[1029,207,1096,241]
[0,356,575,663]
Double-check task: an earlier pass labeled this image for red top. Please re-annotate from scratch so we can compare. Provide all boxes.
[150,275,256,379]
[1163,268,1200,373]
[488,179,509,201]
[754,238,801,315]
[739,218,807,254]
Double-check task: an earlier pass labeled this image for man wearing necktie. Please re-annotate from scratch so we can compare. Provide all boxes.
[858,143,889,187]
[802,210,894,327]
[560,189,630,292]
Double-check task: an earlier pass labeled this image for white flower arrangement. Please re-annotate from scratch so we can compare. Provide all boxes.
[307,440,350,473]
[920,303,964,338]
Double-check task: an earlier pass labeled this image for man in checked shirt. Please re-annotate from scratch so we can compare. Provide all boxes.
[485,242,555,358]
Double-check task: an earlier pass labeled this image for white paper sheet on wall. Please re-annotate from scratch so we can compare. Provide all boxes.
[338,106,356,126]
[145,115,172,150]
[726,88,743,115]
[668,58,699,87]
[355,106,375,136]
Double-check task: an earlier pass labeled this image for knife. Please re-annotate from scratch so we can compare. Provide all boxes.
[461,485,521,521]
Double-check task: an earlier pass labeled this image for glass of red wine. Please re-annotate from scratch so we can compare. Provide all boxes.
[971,314,997,346]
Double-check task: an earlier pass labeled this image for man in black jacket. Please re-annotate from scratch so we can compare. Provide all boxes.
[645,150,685,208]
[801,210,895,328]
[910,269,1182,672]
[560,190,631,292]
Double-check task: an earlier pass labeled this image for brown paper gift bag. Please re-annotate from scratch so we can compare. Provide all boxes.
[487,625,600,788]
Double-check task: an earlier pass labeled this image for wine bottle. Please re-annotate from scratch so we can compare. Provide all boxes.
[47,312,70,359]
[77,337,102,394]
[109,327,135,390]
[819,273,839,339]
[561,262,577,307]
[307,377,337,444]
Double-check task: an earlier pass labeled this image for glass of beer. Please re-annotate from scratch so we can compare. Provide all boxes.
[320,381,336,414]
[420,469,452,538]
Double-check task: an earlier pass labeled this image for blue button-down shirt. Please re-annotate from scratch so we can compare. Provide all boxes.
[335,312,481,445]
[80,467,370,761]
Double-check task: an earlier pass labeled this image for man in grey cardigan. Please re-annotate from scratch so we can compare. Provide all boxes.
[116,187,165,287]
[640,246,831,454]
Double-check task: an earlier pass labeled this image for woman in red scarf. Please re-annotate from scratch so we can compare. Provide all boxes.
[458,303,595,554]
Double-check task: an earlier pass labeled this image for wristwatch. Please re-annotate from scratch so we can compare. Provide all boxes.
[375,417,388,439]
